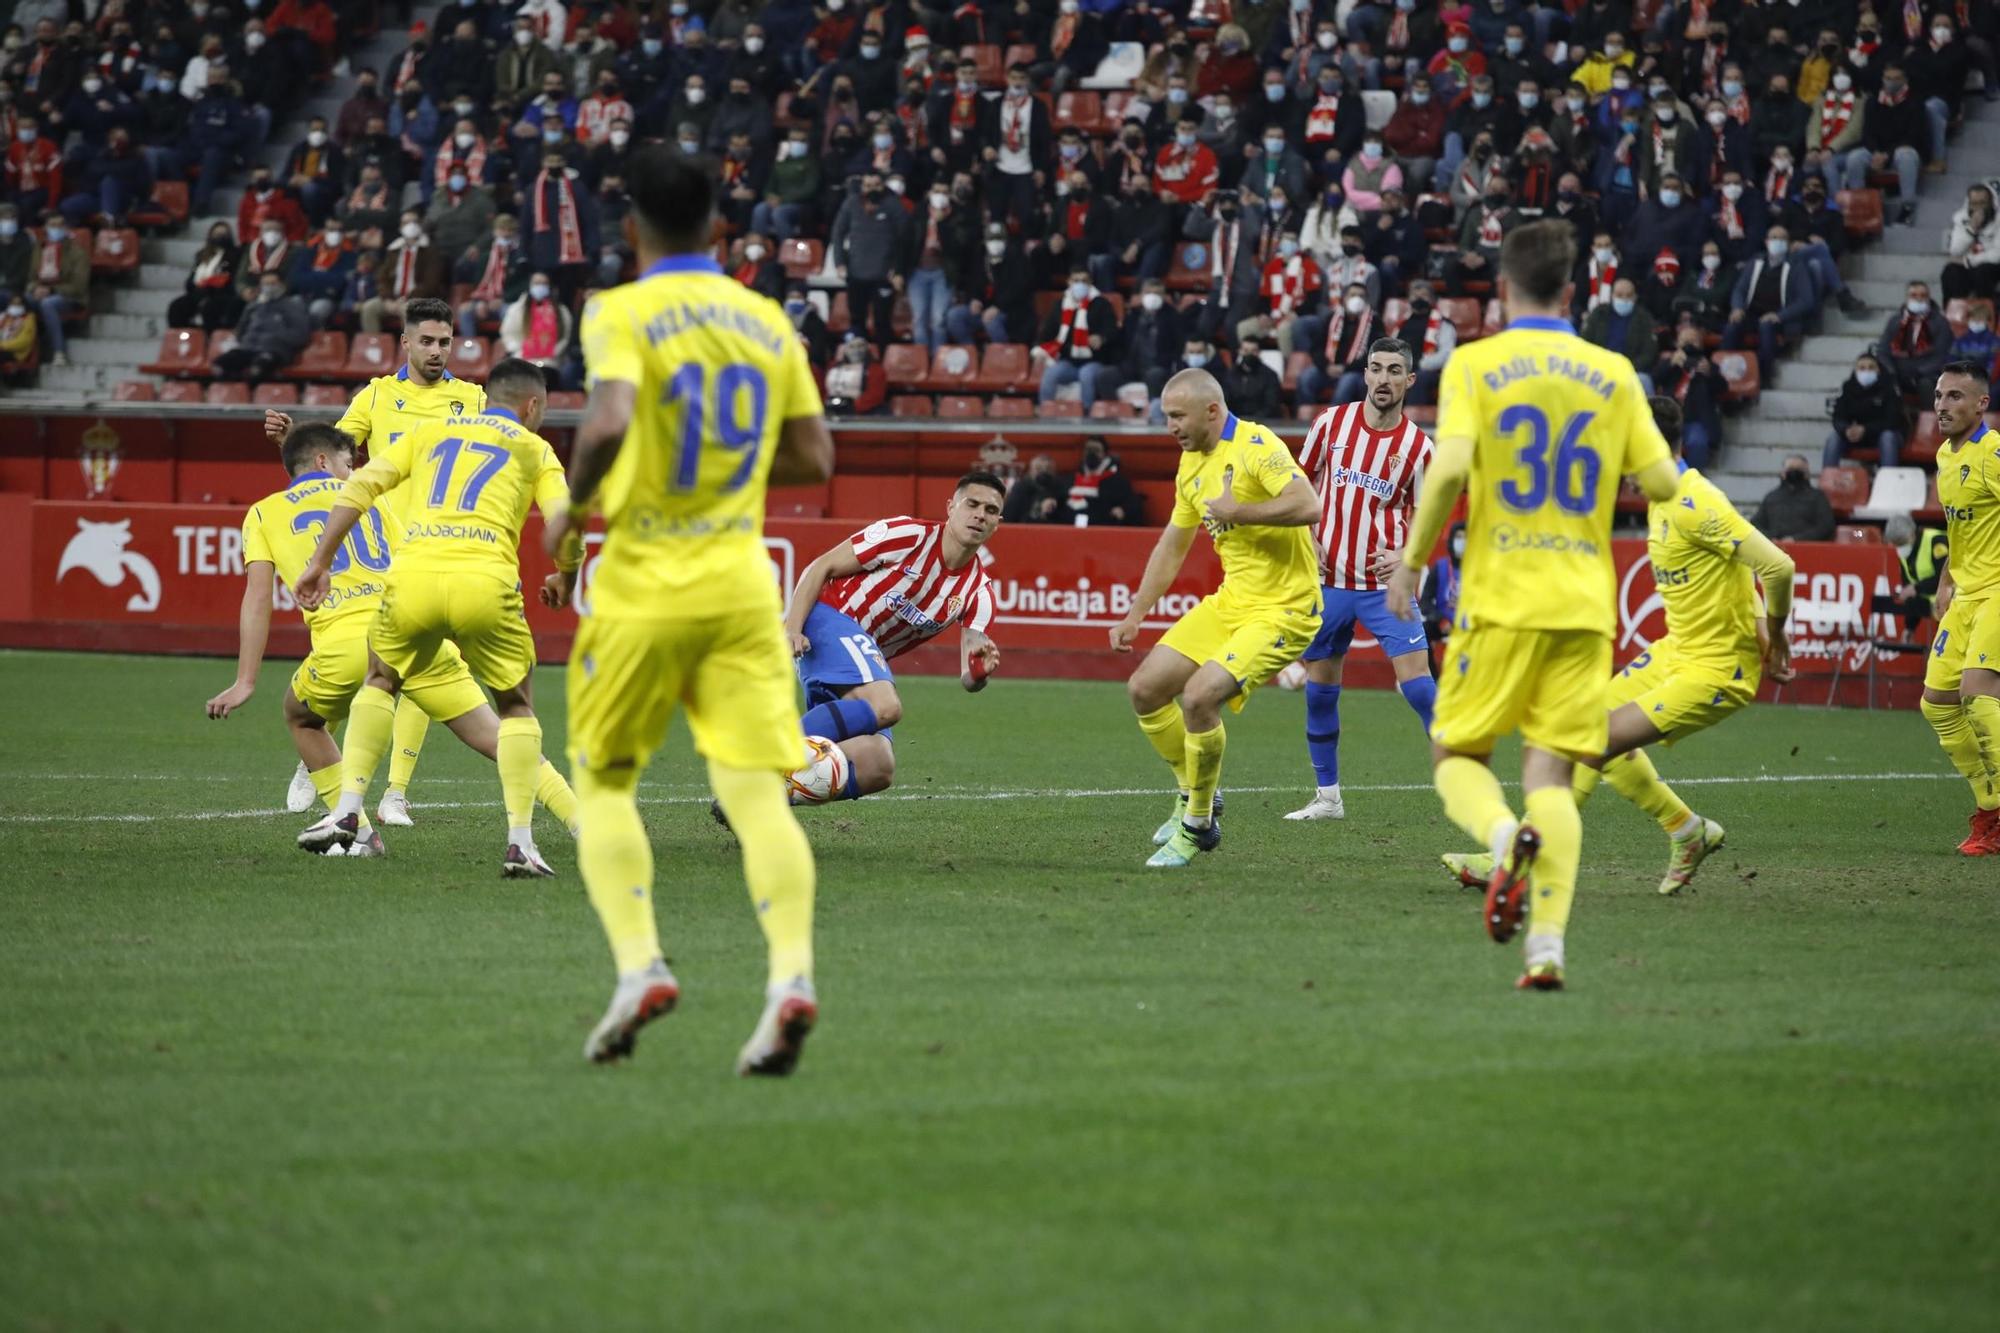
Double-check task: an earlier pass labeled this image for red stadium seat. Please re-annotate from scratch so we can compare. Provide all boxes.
[1481,298,1504,337]
[1944,300,1970,340]
[205,328,238,369]
[882,343,930,390]
[253,383,299,405]
[779,238,824,281]
[924,344,980,391]
[91,228,140,277]
[284,330,348,381]
[1166,241,1212,292]
[1836,523,1883,544]
[1818,465,1870,515]
[892,295,913,340]
[112,380,156,401]
[962,43,1003,88]
[1089,399,1141,419]
[447,337,492,380]
[343,333,397,380]
[1382,298,1411,329]
[140,327,209,377]
[1003,43,1039,75]
[987,395,1034,418]
[937,394,984,418]
[970,343,1029,393]
[149,180,190,225]
[157,380,203,403]
[205,382,250,404]
[1439,297,1483,343]
[1037,400,1085,419]
[890,394,935,416]
[303,383,349,407]
[1056,91,1106,134]
[1837,188,1884,242]
[547,390,585,410]
[1102,91,1136,129]
[1283,351,1312,392]
[827,290,851,334]
[1712,350,1760,403]
[1907,411,1945,465]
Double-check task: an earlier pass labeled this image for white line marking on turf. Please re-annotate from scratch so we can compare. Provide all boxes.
[0,771,1959,824]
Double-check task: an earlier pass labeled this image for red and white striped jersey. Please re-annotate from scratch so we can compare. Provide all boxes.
[821,516,995,660]
[1298,403,1434,591]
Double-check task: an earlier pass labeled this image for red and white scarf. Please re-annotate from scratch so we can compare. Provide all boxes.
[37,239,62,283]
[247,237,289,274]
[1894,310,1935,359]
[1002,94,1029,153]
[1262,254,1319,319]
[1210,217,1239,285]
[1386,9,1409,53]
[1764,164,1791,203]
[1587,257,1618,309]
[1903,0,1924,43]
[948,88,978,145]
[435,136,487,191]
[1305,92,1341,144]
[391,46,423,94]
[1403,304,1442,360]
[388,239,423,298]
[1323,303,1373,366]
[470,237,512,301]
[1719,195,1744,238]
[1477,205,1509,248]
[533,167,585,266]
[1067,454,1116,508]
[1819,89,1856,142]
[1040,288,1098,360]
[310,239,346,271]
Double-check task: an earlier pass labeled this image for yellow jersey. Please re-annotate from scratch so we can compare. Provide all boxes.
[333,366,487,451]
[579,255,822,619]
[1648,465,1762,666]
[336,407,576,583]
[1169,412,1321,613]
[1935,420,2000,600]
[242,471,397,639]
[1435,316,1673,636]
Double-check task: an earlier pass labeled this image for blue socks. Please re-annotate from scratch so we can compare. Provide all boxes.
[1304,682,1342,787]
[801,697,879,742]
[1399,674,1437,730]
[840,760,862,801]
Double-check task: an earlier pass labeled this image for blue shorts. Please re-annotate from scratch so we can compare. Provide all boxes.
[1304,586,1430,662]
[797,603,896,739]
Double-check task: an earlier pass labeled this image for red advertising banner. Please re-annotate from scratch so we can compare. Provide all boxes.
[17,499,1923,696]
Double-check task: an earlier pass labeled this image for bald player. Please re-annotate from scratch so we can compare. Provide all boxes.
[1108,369,1324,868]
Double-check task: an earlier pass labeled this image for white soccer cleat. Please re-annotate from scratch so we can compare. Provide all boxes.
[348,828,387,858]
[1283,785,1345,821]
[583,960,681,1064]
[501,842,555,879]
[286,761,316,813]
[298,810,359,854]
[376,789,415,827]
[736,977,819,1077]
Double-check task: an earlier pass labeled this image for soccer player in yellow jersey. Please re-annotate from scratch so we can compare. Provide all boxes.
[291,359,582,875]
[1385,221,1682,991]
[263,297,487,828]
[541,148,834,1074]
[1922,361,2000,855]
[203,423,558,858]
[1440,396,1799,897]
[1108,369,1323,869]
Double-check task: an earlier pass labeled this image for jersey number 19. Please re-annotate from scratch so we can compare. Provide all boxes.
[663,361,769,494]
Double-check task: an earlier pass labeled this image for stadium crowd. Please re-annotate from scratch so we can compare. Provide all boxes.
[0,0,1995,440]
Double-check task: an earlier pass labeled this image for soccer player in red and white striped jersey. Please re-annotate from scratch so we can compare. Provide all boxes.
[1285,337,1441,822]
[777,472,1006,801]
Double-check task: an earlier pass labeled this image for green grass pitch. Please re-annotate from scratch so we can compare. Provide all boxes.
[2,649,1996,1332]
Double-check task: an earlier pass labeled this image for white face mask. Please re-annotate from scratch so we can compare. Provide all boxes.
[455,132,476,149]
[1767,240,1789,258]
[307,129,327,146]
[1070,281,1090,300]
[1722,183,1743,200]
[1833,72,1852,91]
[1611,297,1636,316]
[401,222,422,241]
[530,282,550,300]
[610,130,629,148]
[6,303,21,316]
[1934,27,1953,43]
[985,239,1005,257]
[1856,369,1879,386]
[860,44,881,59]
[1701,253,1721,271]
[679,139,699,154]
[1594,247,1615,265]
[245,32,266,51]
[82,78,102,95]
[514,29,534,46]
[745,37,764,54]
[1317,31,1336,49]
[873,132,893,150]
[1344,294,1366,314]
[745,244,765,261]
[1448,36,1468,53]
[929,191,949,211]
[0,220,16,238]
[1658,188,1682,207]
[1707,109,1727,127]
[1656,107,1675,123]
[262,228,284,246]
[1279,239,1299,258]
[1907,298,1930,315]
[1141,292,1162,311]
[684,87,705,105]
[323,230,342,246]
[886,179,905,195]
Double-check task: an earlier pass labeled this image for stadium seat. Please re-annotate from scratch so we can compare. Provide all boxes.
[1712,350,1760,403]
[890,394,935,416]
[253,383,299,405]
[892,295,913,340]
[1056,91,1106,134]
[302,384,349,407]
[447,337,492,380]
[962,43,1003,87]
[1090,399,1142,419]
[1165,241,1212,292]
[156,380,203,403]
[779,238,823,281]
[970,343,1030,393]
[937,394,984,418]
[772,91,804,129]
[827,290,851,334]
[90,228,140,277]
[1383,298,1411,329]
[1836,524,1883,544]
[205,329,238,368]
[149,179,190,225]
[882,343,930,391]
[1360,90,1397,130]
[1837,188,1884,242]
[547,390,585,409]
[343,332,397,380]
[1817,465,1871,515]
[284,330,348,381]
[1283,351,1312,392]
[987,396,1035,418]
[205,382,250,404]
[1439,297,1483,344]
[1481,299,1504,338]
[139,327,209,377]
[1854,466,1929,521]
[1100,90,1135,127]
[1037,400,1085,419]
[1003,43,1039,75]
[1908,411,1944,465]
[925,344,980,392]
[1944,300,1970,340]
[112,380,155,401]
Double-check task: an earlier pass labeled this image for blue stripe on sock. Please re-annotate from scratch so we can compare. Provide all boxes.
[1304,681,1342,787]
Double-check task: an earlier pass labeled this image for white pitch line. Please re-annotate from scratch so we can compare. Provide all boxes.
[0,770,1959,825]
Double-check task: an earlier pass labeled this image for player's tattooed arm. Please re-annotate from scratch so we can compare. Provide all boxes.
[207,561,275,718]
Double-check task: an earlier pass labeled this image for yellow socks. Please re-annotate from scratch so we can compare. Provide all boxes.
[1436,755,1517,853]
[1571,763,1602,806]
[339,685,397,801]
[1184,722,1226,824]
[496,716,542,833]
[536,759,580,835]
[1602,749,1698,835]
[710,759,816,987]
[308,762,372,833]
[1137,702,1191,791]
[1921,697,2000,810]
[576,765,661,975]
[386,693,430,794]
[1522,786,1582,938]
[1964,695,2000,810]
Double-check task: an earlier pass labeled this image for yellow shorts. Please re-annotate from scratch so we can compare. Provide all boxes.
[1158,592,1321,697]
[372,571,537,692]
[1924,593,2000,693]
[1431,625,1611,761]
[1605,635,1759,746]
[290,629,486,725]
[566,611,805,775]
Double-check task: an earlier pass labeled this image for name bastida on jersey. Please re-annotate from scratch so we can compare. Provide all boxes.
[1299,402,1435,591]
[820,516,995,660]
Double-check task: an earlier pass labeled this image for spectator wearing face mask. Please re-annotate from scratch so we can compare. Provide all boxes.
[280,116,345,228]
[751,130,820,243]
[828,170,909,346]
[1944,186,2000,305]
[2,114,59,226]
[1425,22,1486,104]
[1951,301,2000,379]
[454,214,530,335]
[1905,13,1970,173]
[1114,278,1182,408]
[1722,225,1818,384]
[1570,30,1636,99]
[500,270,576,383]
[957,222,1034,345]
[1340,134,1403,219]
[425,161,495,267]
[1380,75,1444,190]
[166,222,244,329]
[361,210,445,332]
[780,284,833,367]
[1184,189,1266,341]
[1883,513,1950,630]
[1547,84,1601,181]
[1847,64,1927,227]
[1095,180,1173,294]
[1594,97,1645,231]
[1152,111,1220,211]
[1062,436,1140,525]
[240,217,296,282]
[0,291,35,380]
[1824,352,1907,470]
[213,272,311,383]
[23,215,83,365]
[1296,282,1375,405]
[824,333,887,416]
[906,184,975,353]
[286,221,354,323]
[1450,183,1517,294]
[1419,521,1467,652]
[1582,278,1661,389]
[237,165,308,249]
[57,127,152,231]
[1004,453,1068,524]
[335,69,388,148]
[1360,189,1422,293]
[1651,324,1725,467]
[982,64,1051,227]
[1240,227,1323,356]
[0,205,33,303]
[1485,19,1556,98]
[1624,172,1704,273]
[1877,281,1954,395]
[1393,280,1455,404]
[1691,95,1753,191]
[524,148,598,303]
[1636,248,1689,323]
[1243,122,1309,210]
[1035,264,1119,410]
[1703,169,1767,268]
[497,17,558,100]
[1751,455,1837,543]
[834,25,899,113]
[1806,63,1864,187]
[1438,73,1502,190]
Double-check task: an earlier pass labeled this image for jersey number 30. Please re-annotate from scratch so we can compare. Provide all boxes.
[1497,405,1601,515]
[663,362,769,494]
[292,508,392,573]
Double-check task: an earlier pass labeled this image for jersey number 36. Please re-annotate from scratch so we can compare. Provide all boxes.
[1497,405,1601,515]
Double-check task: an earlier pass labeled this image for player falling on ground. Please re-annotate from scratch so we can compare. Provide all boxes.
[1286,336,1439,821]
[771,476,1003,803]
[1109,369,1323,868]
[265,298,486,828]
[1921,360,2000,855]
[204,423,574,857]
[1439,395,1798,895]
[1383,220,1681,991]
[542,147,835,1073]
[292,359,584,876]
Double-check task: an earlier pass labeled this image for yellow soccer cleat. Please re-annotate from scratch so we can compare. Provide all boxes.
[1441,851,1493,889]
[1660,818,1725,895]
